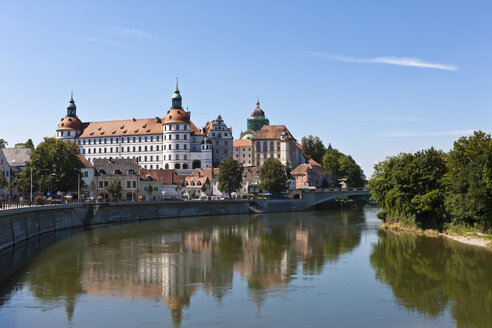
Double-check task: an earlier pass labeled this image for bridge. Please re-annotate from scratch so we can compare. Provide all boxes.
[291,188,371,209]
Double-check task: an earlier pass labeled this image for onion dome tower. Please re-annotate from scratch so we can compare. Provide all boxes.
[247,99,269,132]
[56,92,83,141]
[162,81,192,170]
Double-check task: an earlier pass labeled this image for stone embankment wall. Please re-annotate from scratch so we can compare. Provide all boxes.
[0,199,307,252]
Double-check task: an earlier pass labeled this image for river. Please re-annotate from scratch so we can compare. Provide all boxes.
[0,207,491,327]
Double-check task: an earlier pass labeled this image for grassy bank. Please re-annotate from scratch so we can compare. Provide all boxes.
[380,220,492,248]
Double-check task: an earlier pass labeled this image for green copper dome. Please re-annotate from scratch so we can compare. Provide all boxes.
[241,133,254,139]
[172,91,182,99]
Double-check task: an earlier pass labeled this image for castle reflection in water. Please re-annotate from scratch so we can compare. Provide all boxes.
[75,211,363,324]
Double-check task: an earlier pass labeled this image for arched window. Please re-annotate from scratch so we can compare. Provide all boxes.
[190,181,195,186]
[175,163,181,169]
[197,181,202,186]
[165,164,169,169]
[183,163,188,169]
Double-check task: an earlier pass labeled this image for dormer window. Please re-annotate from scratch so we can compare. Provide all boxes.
[128,169,136,175]
[114,169,122,175]
[99,170,107,175]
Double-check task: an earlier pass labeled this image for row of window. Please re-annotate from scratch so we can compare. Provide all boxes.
[82,145,161,154]
[77,135,161,145]
[98,181,137,188]
[164,134,188,140]
[163,144,188,150]
[164,124,188,131]
[255,141,281,151]
[164,154,188,161]
[236,153,252,158]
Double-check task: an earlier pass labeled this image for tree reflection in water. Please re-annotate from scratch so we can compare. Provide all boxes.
[2,210,365,326]
[370,230,492,328]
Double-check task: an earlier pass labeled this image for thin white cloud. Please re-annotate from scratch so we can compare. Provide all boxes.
[78,37,131,48]
[311,52,457,71]
[383,129,473,137]
[107,26,154,39]
[384,116,424,122]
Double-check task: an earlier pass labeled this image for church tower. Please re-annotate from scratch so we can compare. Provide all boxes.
[247,100,269,132]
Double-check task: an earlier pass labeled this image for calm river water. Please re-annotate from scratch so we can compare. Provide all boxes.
[0,207,491,327]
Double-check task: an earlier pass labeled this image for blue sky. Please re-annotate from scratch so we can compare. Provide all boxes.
[0,0,491,176]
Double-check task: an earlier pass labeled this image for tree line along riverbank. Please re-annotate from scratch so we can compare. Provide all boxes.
[369,131,492,246]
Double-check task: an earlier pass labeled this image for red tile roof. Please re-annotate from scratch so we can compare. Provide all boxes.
[139,169,181,185]
[233,139,253,148]
[77,154,94,168]
[253,125,295,140]
[290,159,327,176]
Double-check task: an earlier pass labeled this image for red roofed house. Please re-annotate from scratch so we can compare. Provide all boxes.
[139,169,182,201]
[290,159,330,189]
[252,125,305,169]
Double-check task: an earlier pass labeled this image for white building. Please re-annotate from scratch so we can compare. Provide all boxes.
[55,84,223,173]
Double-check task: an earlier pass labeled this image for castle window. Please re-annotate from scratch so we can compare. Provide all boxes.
[145,146,147,151]
[184,144,187,150]
[145,136,147,142]
[169,135,172,140]
[169,155,172,160]
[164,145,166,150]
[139,146,142,152]
[156,156,159,161]
[145,156,147,161]
[184,155,187,160]
[176,134,180,140]
[156,136,160,141]
[99,148,102,153]
[116,147,119,152]
[176,125,180,130]
[150,146,153,151]
[104,139,107,144]
[156,145,159,151]
[150,136,153,142]
[88,149,91,154]
[169,144,172,150]
[110,138,113,144]
[176,144,179,150]
[110,147,113,153]
[184,134,187,140]
[139,137,141,142]
[133,146,136,152]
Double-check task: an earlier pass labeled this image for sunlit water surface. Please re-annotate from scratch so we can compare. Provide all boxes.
[1,207,491,327]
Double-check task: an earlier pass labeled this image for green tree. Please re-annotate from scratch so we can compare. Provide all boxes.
[444,131,492,230]
[217,158,243,198]
[0,170,7,189]
[88,179,96,194]
[14,138,35,149]
[259,158,288,194]
[369,147,447,228]
[323,147,366,187]
[0,139,7,148]
[338,155,366,187]
[106,180,122,201]
[301,135,325,163]
[146,182,153,200]
[16,138,83,195]
[322,148,341,187]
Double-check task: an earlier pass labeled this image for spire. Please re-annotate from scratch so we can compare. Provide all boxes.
[67,91,77,117]
[256,98,260,108]
[171,80,182,109]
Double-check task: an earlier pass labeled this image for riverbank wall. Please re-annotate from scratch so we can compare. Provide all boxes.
[0,199,308,252]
